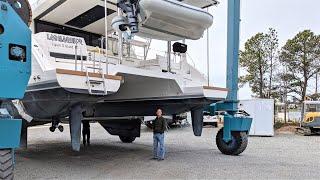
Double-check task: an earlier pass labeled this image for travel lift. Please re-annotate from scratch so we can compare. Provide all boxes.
[114,0,252,155]
[0,0,32,179]
[209,0,252,155]
[0,0,252,178]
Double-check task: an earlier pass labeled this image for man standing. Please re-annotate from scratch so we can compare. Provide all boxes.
[82,120,90,146]
[152,108,167,161]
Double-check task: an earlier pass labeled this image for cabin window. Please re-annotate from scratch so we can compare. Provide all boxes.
[306,104,317,112]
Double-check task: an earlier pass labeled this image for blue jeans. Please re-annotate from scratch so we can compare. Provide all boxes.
[153,133,165,159]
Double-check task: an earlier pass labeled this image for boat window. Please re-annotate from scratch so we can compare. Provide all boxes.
[49,52,87,61]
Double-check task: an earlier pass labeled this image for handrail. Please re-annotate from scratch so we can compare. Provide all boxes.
[186,52,196,68]
[74,45,78,71]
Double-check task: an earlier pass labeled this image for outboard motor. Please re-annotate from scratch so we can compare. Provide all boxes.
[116,0,140,33]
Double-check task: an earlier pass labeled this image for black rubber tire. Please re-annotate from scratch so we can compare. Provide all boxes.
[58,125,64,132]
[119,136,136,143]
[49,126,55,132]
[216,128,248,156]
[0,149,14,180]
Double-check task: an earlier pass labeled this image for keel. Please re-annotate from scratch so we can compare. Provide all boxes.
[191,107,204,136]
[69,104,83,152]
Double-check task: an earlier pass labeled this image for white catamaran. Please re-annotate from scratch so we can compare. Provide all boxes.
[7,0,227,151]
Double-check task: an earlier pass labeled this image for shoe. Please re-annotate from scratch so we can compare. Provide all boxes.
[151,157,158,160]
[157,158,164,161]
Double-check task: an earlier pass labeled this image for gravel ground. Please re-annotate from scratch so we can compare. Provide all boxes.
[14,123,320,180]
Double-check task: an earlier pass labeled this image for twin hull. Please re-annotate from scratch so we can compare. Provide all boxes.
[22,70,225,120]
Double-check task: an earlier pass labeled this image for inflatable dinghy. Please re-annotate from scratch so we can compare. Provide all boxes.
[138,0,214,41]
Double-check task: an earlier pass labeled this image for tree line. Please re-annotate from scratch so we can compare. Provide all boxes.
[240,29,320,104]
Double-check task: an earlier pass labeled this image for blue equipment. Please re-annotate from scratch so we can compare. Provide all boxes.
[0,0,32,178]
[208,0,252,155]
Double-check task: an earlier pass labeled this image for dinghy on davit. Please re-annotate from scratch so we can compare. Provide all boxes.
[4,0,225,151]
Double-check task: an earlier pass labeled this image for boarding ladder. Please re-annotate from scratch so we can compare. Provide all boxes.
[85,51,108,95]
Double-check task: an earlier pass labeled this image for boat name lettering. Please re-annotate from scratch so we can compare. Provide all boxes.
[47,34,83,45]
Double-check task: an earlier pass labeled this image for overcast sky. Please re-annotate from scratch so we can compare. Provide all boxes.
[137,0,320,99]
[29,0,320,99]
[188,0,320,100]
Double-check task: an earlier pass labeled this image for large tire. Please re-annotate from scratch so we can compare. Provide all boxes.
[216,128,248,156]
[0,150,14,180]
[119,136,136,143]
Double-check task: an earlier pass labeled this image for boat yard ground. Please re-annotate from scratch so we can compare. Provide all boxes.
[15,123,319,180]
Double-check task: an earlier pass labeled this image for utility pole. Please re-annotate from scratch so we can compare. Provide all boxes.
[207,7,210,86]
[316,73,318,94]
[284,64,288,124]
[284,89,287,124]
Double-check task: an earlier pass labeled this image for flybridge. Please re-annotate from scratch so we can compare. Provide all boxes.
[46,33,84,45]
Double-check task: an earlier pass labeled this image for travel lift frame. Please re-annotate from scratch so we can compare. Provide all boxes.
[0,0,251,178]
[0,0,31,179]
[208,0,252,155]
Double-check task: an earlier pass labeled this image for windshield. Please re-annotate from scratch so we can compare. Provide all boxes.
[305,104,320,112]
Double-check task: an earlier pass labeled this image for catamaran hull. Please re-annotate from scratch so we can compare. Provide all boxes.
[95,97,219,117]
[22,87,99,119]
[22,86,222,120]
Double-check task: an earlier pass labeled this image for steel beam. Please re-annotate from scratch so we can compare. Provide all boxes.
[225,0,241,112]
[219,0,252,142]
[0,119,22,149]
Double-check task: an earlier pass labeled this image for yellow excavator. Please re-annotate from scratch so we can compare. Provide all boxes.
[296,101,320,135]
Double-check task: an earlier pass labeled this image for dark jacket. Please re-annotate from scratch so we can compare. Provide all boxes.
[153,116,167,134]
